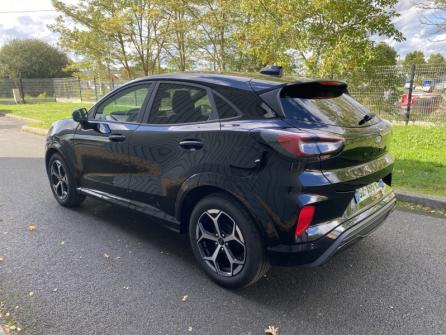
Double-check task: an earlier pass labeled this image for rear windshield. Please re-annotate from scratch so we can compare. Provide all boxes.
[281,94,378,127]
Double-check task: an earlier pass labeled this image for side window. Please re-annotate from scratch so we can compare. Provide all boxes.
[94,84,152,122]
[147,83,213,124]
[213,94,240,119]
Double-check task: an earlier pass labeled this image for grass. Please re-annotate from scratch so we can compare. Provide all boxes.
[0,102,91,129]
[390,125,446,197]
[0,102,445,197]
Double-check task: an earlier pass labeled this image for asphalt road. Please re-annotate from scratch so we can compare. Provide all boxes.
[0,116,445,335]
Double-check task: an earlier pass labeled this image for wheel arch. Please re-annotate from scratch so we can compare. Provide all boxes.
[175,174,280,244]
[45,147,61,170]
[45,144,78,181]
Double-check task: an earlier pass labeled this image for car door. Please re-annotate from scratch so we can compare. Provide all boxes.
[73,82,154,198]
[126,81,221,225]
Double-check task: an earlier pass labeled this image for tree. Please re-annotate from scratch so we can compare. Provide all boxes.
[369,42,398,66]
[187,0,237,71]
[51,0,403,77]
[236,0,403,78]
[403,51,426,66]
[427,52,446,64]
[51,0,134,78]
[0,39,71,79]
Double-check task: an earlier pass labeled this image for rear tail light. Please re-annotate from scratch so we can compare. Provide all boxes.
[294,205,315,238]
[260,129,344,159]
[401,94,414,106]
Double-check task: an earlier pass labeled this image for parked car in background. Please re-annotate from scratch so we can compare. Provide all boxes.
[401,89,443,115]
[45,72,396,288]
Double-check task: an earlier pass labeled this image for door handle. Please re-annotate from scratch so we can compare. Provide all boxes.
[109,134,126,142]
[179,140,203,150]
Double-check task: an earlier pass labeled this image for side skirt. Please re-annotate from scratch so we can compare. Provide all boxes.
[77,187,181,232]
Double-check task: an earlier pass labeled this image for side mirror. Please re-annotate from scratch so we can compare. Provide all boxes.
[72,108,88,124]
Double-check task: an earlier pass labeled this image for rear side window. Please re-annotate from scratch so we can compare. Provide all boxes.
[147,83,213,124]
[281,94,377,127]
[213,94,239,119]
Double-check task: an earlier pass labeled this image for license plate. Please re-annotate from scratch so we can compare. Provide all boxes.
[354,180,385,204]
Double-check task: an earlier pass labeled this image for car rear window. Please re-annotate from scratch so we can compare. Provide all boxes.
[281,94,379,127]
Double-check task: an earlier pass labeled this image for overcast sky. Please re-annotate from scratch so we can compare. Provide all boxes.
[0,0,445,59]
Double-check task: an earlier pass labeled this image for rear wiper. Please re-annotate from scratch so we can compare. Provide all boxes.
[358,113,375,125]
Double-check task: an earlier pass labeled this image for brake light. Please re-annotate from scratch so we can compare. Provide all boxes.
[294,206,315,238]
[401,94,414,106]
[318,81,344,86]
[260,129,344,158]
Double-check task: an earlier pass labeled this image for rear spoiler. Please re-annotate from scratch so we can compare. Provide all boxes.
[258,80,348,117]
[280,80,348,99]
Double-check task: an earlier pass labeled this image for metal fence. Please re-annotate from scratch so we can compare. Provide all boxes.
[0,64,445,123]
[343,64,446,124]
[0,77,127,104]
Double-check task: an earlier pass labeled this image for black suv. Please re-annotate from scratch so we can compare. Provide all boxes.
[45,73,395,288]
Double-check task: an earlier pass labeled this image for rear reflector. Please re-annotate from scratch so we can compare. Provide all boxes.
[294,206,315,238]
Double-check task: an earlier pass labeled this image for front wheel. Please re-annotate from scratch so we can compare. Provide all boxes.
[47,153,85,207]
[189,193,270,289]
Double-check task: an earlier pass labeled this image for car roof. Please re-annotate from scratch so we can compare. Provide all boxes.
[130,72,292,92]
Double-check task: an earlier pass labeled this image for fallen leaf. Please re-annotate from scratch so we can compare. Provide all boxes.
[182,295,188,302]
[103,253,110,259]
[27,224,36,232]
[265,325,279,335]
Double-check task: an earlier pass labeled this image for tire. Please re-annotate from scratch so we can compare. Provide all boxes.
[47,153,85,207]
[189,193,270,289]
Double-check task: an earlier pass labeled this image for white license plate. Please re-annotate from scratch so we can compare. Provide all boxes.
[354,180,385,204]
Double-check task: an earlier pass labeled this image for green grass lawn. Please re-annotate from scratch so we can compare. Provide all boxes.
[390,125,446,197]
[0,102,92,129]
[0,102,445,197]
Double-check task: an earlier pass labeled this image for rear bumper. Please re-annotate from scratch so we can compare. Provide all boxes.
[267,191,396,266]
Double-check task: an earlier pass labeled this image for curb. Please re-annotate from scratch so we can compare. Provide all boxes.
[395,191,446,210]
[21,125,48,136]
[5,113,39,123]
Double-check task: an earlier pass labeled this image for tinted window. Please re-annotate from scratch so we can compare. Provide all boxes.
[214,94,239,119]
[95,84,152,122]
[281,94,378,127]
[213,86,266,119]
[148,83,213,124]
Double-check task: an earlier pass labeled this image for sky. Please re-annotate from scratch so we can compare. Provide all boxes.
[0,0,445,60]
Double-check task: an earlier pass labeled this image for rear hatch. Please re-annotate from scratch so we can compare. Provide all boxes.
[272,81,394,191]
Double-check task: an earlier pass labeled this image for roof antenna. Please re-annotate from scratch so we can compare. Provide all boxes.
[259,65,283,77]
